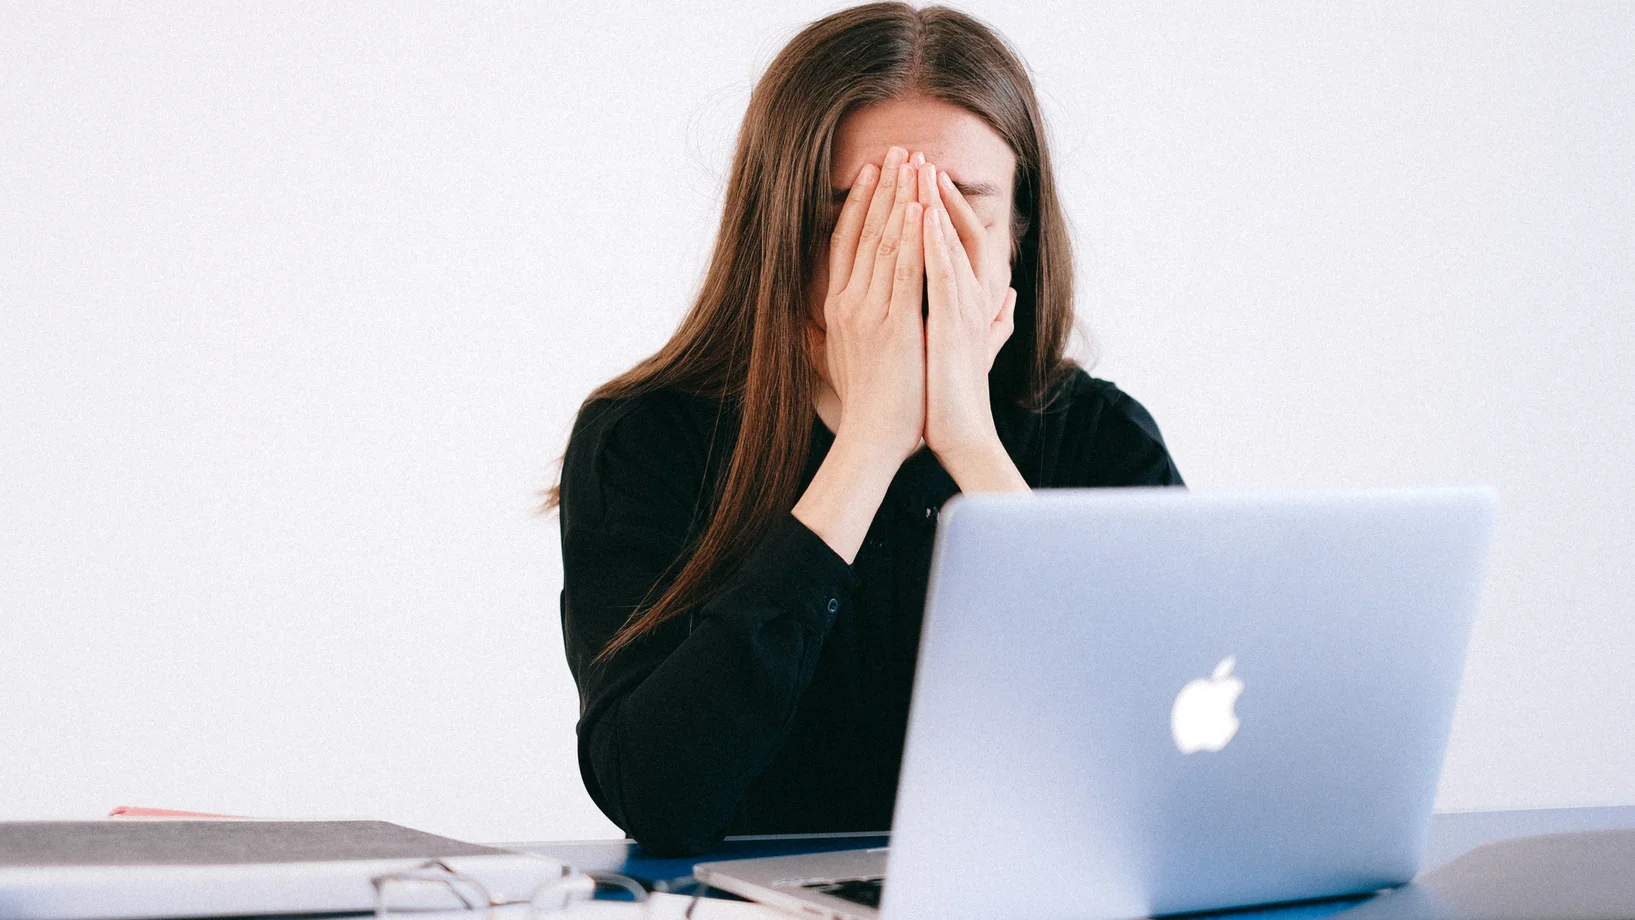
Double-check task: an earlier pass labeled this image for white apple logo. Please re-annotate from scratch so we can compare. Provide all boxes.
[1171,656,1245,754]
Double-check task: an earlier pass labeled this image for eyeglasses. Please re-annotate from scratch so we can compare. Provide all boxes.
[372,857,660,919]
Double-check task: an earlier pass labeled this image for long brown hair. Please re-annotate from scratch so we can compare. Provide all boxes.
[544,2,1079,663]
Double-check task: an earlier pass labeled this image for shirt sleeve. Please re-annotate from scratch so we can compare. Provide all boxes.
[557,395,860,857]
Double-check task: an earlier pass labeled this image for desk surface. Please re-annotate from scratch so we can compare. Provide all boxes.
[507,804,1635,902]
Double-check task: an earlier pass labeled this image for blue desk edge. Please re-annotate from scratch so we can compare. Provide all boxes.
[504,804,1635,892]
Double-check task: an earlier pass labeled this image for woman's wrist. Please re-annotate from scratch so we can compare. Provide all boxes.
[934,437,1030,494]
[792,428,903,564]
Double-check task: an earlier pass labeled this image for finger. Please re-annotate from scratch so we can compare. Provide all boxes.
[917,161,940,213]
[825,161,880,292]
[889,201,925,322]
[989,287,1018,363]
[995,286,1017,334]
[863,162,916,318]
[935,201,981,302]
[846,146,910,293]
[807,321,831,381]
[937,170,987,267]
[924,202,960,319]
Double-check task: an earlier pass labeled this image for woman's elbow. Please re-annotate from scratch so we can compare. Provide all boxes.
[596,770,730,857]
[625,812,729,858]
[580,722,732,857]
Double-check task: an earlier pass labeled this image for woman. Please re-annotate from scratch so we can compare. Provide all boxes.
[546,2,1183,857]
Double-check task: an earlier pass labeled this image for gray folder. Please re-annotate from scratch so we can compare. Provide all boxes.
[0,820,573,920]
[0,820,506,867]
[1333,829,1635,920]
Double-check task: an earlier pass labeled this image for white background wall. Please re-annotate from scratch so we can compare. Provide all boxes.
[3,2,1630,844]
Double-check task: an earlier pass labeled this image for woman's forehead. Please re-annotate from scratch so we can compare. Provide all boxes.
[830,95,1016,198]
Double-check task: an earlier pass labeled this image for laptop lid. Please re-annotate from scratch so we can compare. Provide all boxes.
[881,488,1495,920]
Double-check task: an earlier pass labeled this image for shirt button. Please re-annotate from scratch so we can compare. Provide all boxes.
[827,597,840,614]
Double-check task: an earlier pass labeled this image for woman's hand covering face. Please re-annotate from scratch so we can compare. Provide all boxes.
[916,160,1017,460]
[815,145,929,466]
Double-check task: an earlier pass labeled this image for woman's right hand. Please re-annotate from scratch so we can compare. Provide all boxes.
[820,145,927,467]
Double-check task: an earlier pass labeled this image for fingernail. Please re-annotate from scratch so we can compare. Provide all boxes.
[939,171,953,190]
[858,163,877,185]
[906,202,922,222]
[886,146,907,167]
[910,151,925,166]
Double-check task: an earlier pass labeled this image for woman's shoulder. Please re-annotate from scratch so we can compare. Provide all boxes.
[569,385,728,452]
[561,386,735,522]
[1028,364,1183,487]
[1048,366,1168,443]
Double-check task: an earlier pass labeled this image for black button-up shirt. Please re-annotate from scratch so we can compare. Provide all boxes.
[558,368,1184,856]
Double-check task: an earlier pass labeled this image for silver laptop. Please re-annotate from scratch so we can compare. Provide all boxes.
[694,488,1496,920]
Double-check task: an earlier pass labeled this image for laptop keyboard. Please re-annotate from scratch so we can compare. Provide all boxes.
[803,877,884,908]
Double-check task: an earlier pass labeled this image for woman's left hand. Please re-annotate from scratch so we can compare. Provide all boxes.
[918,161,1018,469]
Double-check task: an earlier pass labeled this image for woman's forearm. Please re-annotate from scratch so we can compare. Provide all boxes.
[792,429,902,564]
